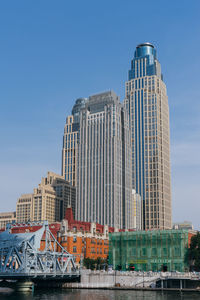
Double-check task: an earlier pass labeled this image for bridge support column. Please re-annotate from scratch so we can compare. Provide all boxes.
[180,279,182,290]
[161,280,163,289]
[17,281,34,292]
[0,280,34,292]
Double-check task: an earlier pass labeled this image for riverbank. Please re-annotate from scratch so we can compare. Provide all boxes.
[61,285,200,292]
[59,270,200,291]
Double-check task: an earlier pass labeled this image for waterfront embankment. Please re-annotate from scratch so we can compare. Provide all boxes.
[59,270,200,290]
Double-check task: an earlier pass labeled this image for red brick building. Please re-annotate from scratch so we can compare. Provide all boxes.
[0,208,118,265]
[59,208,116,264]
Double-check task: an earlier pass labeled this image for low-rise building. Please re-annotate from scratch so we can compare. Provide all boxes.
[0,212,16,229]
[59,207,116,264]
[1,207,120,267]
[173,221,194,230]
[109,229,196,272]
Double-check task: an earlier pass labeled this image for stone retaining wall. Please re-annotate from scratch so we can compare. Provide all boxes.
[63,270,159,288]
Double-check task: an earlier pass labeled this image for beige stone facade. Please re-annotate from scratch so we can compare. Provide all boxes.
[62,115,79,186]
[125,75,172,230]
[0,211,16,229]
[16,194,33,222]
[16,172,76,224]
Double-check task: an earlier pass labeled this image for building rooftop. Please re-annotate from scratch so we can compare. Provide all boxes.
[65,207,115,233]
[136,42,154,49]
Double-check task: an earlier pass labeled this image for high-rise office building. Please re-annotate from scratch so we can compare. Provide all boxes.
[0,212,16,229]
[62,115,79,186]
[16,194,33,222]
[77,91,132,229]
[33,172,76,223]
[15,172,76,224]
[62,98,87,186]
[124,43,172,230]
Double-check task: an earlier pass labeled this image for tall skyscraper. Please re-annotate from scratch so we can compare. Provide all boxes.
[62,98,87,186]
[62,115,79,186]
[77,91,132,229]
[124,43,172,230]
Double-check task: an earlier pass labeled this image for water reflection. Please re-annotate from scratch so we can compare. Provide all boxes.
[1,288,200,300]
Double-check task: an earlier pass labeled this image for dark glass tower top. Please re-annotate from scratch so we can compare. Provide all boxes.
[129,42,163,81]
[72,98,87,124]
[134,43,157,59]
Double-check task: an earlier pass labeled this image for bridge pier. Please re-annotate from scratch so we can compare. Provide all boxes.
[180,279,182,290]
[0,221,79,289]
[0,280,34,292]
[161,279,163,289]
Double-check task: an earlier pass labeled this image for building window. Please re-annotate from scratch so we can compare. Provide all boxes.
[73,236,77,243]
[73,246,77,253]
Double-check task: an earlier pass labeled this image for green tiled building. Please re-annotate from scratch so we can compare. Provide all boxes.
[109,230,194,272]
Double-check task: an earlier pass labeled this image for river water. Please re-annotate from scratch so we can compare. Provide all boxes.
[1,289,200,300]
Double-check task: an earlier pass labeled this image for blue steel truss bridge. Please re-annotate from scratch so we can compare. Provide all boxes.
[0,221,80,290]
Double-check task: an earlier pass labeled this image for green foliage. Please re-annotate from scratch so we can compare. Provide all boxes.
[186,232,200,271]
[83,257,108,270]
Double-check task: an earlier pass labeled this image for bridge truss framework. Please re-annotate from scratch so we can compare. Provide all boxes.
[0,221,79,281]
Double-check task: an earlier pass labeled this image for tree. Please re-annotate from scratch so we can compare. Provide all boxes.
[186,232,200,271]
[83,257,108,270]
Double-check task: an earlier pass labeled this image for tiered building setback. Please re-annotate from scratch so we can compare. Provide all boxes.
[124,43,172,230]
[32,172,76,223]
[62,98,87,186]
[16,172,76,224]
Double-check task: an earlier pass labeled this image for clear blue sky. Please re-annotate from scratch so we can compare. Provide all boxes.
[0,1,200,229]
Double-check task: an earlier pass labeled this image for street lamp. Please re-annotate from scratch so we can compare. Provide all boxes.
[143,271,144,288]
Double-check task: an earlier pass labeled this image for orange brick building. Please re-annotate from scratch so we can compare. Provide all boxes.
[59,208,116,264]
[2,209,117,265]
[0,216,197,270]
